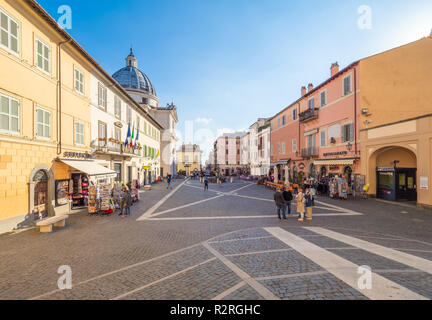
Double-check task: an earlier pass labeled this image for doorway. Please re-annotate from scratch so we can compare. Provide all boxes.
[33,170,48,221]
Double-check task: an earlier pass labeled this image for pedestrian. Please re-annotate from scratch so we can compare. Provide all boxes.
[274,188,287,220]
[167,175,172,190]
[296,189,306,222]
[119,187,126,216]
[282,185,293,215]
[122,189,132,218]
[304,188,313,221]
[310,184,316,206]
[217,177,222,188]
[204,177,209,191]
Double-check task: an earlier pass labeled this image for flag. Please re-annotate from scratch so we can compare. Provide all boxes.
[135,126,139,148]
[124,122,131,147]
[130,122,135,148]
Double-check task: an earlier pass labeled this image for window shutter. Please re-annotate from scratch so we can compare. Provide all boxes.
[342,125,346,142]
[349,124,354,142]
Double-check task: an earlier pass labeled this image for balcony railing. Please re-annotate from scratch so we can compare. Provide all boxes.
[301,147,319,158]
[299,108,319,123]
[93,139,141,156]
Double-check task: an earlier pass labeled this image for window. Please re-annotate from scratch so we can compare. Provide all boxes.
[195,155,198,162]
[341,123,354,142]
[343,75,352,96]
[185,155,189,163]
[35,37,50,74]
[320,130,326,147]
[74,68,84,94]
[282,142,285,154]
[320,91,326,107]
[114,127,121,141]
[282,115,286,125]
[75,121,84,145]
[98,83,107,110]
[308,97,315,110]
[292,138,297,153]
[0,9,19,54]
[126,107,132,124]
[35,107,50,139]
[307,134,316,148]
[98,121,107,146]
[277,143,281,154]
[277,118,281,128]
[0,94,19,134]
[113,97,121,119]
[293,108,297,121]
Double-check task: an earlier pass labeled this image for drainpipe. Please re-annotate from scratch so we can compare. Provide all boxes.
[354,67,358,156]
[57,39,72,155]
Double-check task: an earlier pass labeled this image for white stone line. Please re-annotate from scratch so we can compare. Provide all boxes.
[225,248,294,257]
[305,227,432,276]
[110,257,217,300]
[208,236,274,244]
[228,183,255,194]
[355,235,423,242]
[184,184,221,194]
[255,271,329,281]
[389,248,432,254]
[225,193,274,202]
[144,195,225,219]
[211,281,247,300]
[28,242,203,300]
[203,242,280,300]
[314,200,363,215]
[145,212,362,221]
[374,269,424,274]
[265,227,427,300]
[137,178,190,221]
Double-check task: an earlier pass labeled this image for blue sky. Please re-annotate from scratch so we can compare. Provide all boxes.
[39,0,432,161]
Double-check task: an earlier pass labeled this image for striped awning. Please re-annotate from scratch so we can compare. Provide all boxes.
[314,159,355,166]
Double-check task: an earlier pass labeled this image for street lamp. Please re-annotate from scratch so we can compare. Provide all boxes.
[346,142,352,151]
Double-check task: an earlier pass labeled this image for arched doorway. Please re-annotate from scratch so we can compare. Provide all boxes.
[29,165,54,222]
[293,167,298,184]
[372,146,417,202]
[309,163,316,179]
[320,166,327,178]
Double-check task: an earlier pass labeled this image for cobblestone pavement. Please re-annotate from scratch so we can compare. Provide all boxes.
[1,178,432,300]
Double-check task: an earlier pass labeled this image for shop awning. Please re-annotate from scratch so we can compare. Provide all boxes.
[313,159,355,166]
[59,159,117,178]
[270,159,291,167]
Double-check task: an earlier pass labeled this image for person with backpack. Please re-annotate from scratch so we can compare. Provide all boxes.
[274,188,287,220]
[282,185,293,215]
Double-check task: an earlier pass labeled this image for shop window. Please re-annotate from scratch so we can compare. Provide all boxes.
[0,94,20,134]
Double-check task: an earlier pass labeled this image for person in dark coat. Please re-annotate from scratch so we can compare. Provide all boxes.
[274,188,287,220]
[282,185,293,215]
[122,190,132,218]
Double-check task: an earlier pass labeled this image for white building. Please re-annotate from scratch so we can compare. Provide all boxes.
[214,132,248,175]
[112,50,178,177]
[240,132,250,172]
[249,118,271,177]
[90,67,162,186]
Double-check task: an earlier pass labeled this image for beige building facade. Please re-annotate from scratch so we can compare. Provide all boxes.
[176,144,202,175]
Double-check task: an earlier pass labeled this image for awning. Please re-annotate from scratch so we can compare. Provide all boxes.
[270,159,291,167]
[59,159,117,178]
[313,159,355,166]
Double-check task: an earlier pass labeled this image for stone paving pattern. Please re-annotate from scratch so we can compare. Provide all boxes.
[1,178,432,300]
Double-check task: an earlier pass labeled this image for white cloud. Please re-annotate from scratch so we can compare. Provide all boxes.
[195,117,213,125]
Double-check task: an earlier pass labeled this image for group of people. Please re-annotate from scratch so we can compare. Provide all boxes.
[274,185,314,222]
[117,187,133,218]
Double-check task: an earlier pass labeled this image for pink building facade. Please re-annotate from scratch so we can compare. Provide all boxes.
[270,62,361,186]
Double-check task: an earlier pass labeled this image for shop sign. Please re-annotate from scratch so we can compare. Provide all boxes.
[323,151,348,157]
[329,166,339,171]
[63,152,91,159]
[143,165,152,170]
[377,167,395,172]
[420,176,429,190]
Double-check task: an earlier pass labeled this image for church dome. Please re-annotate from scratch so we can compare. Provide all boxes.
[112,49,157,96]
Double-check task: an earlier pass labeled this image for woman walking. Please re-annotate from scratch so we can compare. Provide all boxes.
[296,189,306,222]
[304,188,313,221]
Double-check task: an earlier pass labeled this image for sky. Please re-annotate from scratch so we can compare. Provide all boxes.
[39,0,432,163]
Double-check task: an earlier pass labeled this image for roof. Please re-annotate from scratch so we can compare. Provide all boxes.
[112,67,156,96]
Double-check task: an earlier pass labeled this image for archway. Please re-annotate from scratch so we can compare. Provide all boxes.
[309,163,316,179]
[320,166,327,178]
[29,165,55,222]
[369,146,417,202]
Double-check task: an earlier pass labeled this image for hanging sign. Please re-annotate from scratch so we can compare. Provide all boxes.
[420,176,429,190]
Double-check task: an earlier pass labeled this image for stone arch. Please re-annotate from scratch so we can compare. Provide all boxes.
[367,145,417,196]
[29,165,55,222]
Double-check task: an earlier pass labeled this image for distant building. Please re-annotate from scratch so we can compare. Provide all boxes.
[177,144,202,176]
[249,118,271,177]
[213,132,248,176]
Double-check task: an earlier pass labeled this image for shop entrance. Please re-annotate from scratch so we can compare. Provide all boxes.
[377,168,417,201]
[33,170,48,220]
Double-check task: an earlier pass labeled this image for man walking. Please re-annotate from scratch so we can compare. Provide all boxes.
[122,189,132,218]
[274,188,287,220]
[204,177,209,191]
[167,175,172,190]
[282,185,293,215]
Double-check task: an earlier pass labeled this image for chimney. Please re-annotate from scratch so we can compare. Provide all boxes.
[301,86,307,96]
[308,83,314,92]
[331,62,339,77]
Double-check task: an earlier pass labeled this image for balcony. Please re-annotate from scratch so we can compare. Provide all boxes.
[301,147,319,158]
[299,108,319,123]
[93,139,141,157]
